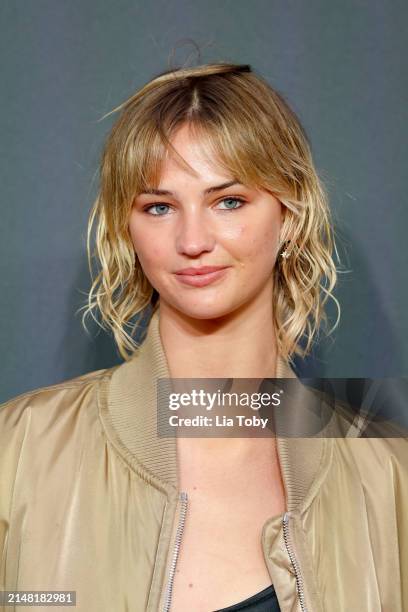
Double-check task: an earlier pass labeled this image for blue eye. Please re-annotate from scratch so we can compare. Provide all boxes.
[143,197,245,216]
[217,197,245,211]
[144,203,171,216]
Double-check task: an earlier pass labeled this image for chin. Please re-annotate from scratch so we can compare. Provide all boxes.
[170,299,236,321]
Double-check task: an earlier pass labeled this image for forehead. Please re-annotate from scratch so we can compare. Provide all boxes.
[139,121,262,194]
[158,124,231,184]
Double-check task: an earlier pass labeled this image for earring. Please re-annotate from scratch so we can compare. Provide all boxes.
[280,241,291,259]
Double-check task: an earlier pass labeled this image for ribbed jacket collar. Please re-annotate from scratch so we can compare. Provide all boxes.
[100,308,329,512]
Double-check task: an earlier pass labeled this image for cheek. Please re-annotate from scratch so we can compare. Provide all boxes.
[135,242,167,270]
[257,228,280,256]
[219,223,246,242]
[129,219,165,265]
[229,224,279,261]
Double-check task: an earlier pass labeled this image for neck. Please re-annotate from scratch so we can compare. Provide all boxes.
[157,298,280,379]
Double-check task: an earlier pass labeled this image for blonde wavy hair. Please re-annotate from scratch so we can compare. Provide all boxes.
[81,62,341,364]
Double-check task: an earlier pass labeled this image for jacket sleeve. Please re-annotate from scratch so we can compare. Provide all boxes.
[0,393,33,592]
[346,434,408,609]
[0,369,108,598]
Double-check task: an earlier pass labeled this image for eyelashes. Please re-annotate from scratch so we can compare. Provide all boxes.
[144,203,171,216]
[217,197,246,211]
[143,197,247,216]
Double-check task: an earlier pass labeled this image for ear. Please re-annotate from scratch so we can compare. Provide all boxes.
[279,203,294,243]
[279,203,289,241]
[280,203,286,225]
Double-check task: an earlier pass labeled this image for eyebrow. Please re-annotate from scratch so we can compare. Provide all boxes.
[140,180,243,197]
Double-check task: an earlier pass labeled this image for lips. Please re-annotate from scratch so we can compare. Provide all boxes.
[174,266,230,287]
[175,266,228,275]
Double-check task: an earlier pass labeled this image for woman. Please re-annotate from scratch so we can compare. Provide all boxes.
[0,63,406,612]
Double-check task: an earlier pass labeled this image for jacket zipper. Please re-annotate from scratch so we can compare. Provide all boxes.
[162,491,189,612]
[282,511,308,612]
[162,499,306,611]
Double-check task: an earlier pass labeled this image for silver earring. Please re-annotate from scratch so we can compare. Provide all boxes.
[280,241,291,259]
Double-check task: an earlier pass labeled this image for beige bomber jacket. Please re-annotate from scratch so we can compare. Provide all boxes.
[0,308,407,611]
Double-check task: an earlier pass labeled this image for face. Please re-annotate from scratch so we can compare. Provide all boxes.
[129,124,284,321]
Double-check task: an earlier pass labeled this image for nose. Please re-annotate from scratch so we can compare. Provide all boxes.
[175,209,215,256]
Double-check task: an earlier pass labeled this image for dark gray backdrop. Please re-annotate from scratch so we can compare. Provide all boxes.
[1,0,407,403]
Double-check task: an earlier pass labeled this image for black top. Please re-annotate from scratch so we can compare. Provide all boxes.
[213,584,280,611]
